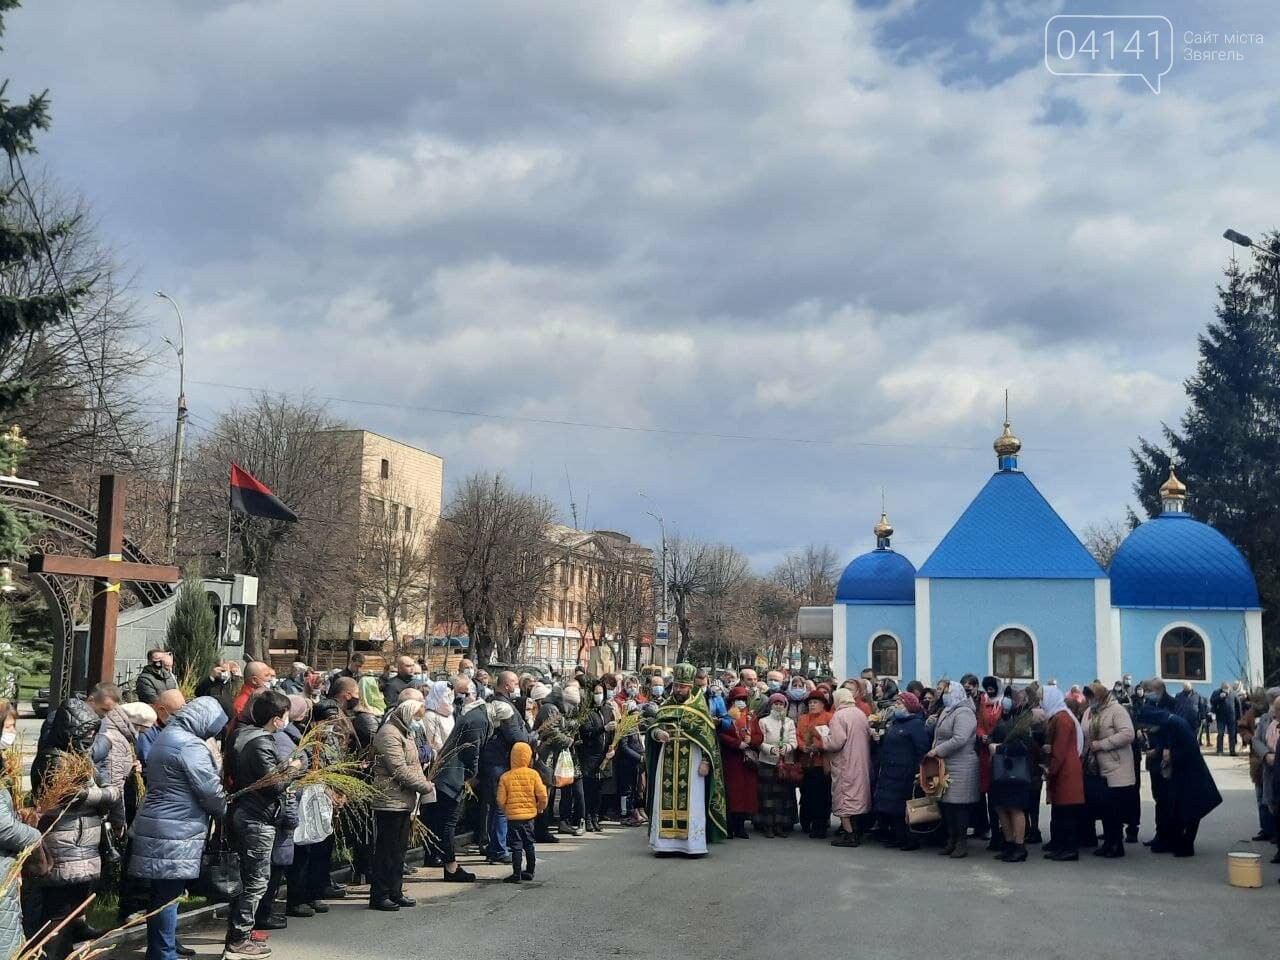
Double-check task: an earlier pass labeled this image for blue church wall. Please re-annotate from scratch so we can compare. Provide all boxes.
[1118,608,1251,696]
[928,578,1098,684]
[844,603,915,681]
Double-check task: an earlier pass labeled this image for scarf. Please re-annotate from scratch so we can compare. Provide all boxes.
[424,680,453,717]
[358,676,387,714]
[1043,685,1084,755]
[1266,714,1280,753]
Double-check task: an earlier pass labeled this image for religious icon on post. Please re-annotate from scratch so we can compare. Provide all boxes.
[222,607,243,647]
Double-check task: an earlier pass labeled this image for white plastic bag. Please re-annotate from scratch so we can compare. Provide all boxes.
[293,783,334,846]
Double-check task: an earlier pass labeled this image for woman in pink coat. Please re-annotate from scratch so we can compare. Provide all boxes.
[824,687,873,847]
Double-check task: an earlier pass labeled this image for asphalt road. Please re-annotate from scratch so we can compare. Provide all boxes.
[141,753,1273,960]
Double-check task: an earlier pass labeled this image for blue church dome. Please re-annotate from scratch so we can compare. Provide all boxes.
[1110,512,1260,610]
[836,549,916,604]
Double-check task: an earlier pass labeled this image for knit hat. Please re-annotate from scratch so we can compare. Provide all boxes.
[529,683,552,702]
[832,688,855,706]
[767,692,788,707]
[562,684,582,709]
[119,702,157,730]
[729,685,751,701]
[898,692,923,714]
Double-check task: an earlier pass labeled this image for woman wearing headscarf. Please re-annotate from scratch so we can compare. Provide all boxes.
[825,687,872,847]
[1135,684,1223,857]
[872,692,931,851]
[357,675,388,717]
[370,699,435,910]
[1086,682,1135,858]
[975,676,1006,851]
[1041,684,1085,861]
[756,692,798,837]
[718,685,763,839]
[421,680,455,753]
[988,689,1036,862]
[796,688,833,839]
[927,681,978,858]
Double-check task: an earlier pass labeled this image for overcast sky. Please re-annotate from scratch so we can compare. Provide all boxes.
[6,0,1280,572]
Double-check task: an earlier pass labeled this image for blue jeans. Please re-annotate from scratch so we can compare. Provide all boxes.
[145,878,189,960]
[483,765,508,859]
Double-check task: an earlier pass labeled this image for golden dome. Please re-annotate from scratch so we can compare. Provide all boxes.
[873,512,894,541]
[1159,467,1186,500]
[993,420,1021,457]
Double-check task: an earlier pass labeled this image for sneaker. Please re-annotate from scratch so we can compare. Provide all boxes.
[224,940,272,959]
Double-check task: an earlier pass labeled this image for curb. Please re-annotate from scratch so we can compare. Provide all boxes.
[93,830,478,948]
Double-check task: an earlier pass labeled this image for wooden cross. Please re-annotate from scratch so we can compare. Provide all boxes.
[27,473,180,685]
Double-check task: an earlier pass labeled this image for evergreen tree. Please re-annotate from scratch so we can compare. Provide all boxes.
[0,0,85,558]
[165,576,218,686]
[1133,240,1280,674]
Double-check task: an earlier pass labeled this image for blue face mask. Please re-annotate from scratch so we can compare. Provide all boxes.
[1001,697,1013,713]
[1145,692,1161,705]
[893,708,910,720]
[651,686,664,698]
[788,687,807,701]
[410,719,424,733]
[767,681,781,692]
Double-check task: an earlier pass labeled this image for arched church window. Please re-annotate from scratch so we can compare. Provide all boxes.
[992,628,1034,679]
[871,634,899,678]
[1160,627,1206,681]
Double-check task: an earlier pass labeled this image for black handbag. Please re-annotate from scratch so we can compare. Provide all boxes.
[194,821,242,904]
[98,824,122,869]
[992,750,1032,785]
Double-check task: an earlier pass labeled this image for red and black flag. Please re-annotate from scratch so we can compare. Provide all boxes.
[229,463,298,522]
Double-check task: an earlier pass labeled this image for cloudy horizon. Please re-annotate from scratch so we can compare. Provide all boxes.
[6,0,1279,573]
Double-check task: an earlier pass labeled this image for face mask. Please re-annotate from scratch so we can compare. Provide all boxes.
[985,689,999,701]
[1145,692,1161,705]
[410,719,424,732]
[767,681,781,692]
[593,693,604,705]
[150,661,165,671]
[463,669,475,679]
[1001,697,1013,712]
[414,673,425,682]
[893,709,910,721]
[216,671,229,681]
[0,731,14,747]
[734,700,747,711]
[788,687,806,701]
[651,687,664,698]
[624,688,637,699]
[771,707,785,718]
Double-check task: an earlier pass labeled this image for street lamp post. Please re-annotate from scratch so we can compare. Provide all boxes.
[638,492,669,669]
[155,291,187,565]
[1223,228,1280,316]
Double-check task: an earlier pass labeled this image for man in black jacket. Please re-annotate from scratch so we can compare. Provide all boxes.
[1140,681,1179,852]
[432,700,510,882]
[223,690,294,959]
[1210,682,1239,755]
[479,671,532,864]
[135,649,178,705]
[381,656,419,703]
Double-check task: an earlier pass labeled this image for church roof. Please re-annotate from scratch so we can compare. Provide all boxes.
[918,471,1105,579]
[835,549,916,604]
[1110,512,1260,610]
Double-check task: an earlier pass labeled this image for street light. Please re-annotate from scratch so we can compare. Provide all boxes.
[637,491,669,668]
[1223,227,1280,316]
[154,291,187,565]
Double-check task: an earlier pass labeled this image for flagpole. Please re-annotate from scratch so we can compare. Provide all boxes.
[225,486,233,576]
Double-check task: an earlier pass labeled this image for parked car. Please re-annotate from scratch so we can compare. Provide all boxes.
[32,686,51,719]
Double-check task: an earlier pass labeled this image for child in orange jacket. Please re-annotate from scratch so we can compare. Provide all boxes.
[497,741,548,883]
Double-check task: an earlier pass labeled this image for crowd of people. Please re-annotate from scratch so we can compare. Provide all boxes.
[0,648,1273,960]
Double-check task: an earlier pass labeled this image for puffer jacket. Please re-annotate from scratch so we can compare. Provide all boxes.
[0,790,40,958]
[1088,698,1135,788]
[134,663,178,705]
[129,697,228,880]
[270,726,303,866]
[96,707,139,832]
[33,699,120,886]
[226,722,289,824]
[498,742,547,821]
[434,705,491,802]
[371,711,435,812]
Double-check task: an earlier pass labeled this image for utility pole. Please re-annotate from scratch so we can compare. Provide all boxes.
[155,291,187,565]
[639,492,669,670]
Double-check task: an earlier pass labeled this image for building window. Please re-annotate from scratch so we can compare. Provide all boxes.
[369,497,384,521]
[389,502,399,529]
[870,634,900,678]
[1160,627,1207,681]
[360,598,380,618]
[992,627,1035,680]
[404,506,413,532]
[380,458,390,479]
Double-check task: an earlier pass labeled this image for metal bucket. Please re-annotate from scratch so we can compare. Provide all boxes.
[1227,851,1263,888]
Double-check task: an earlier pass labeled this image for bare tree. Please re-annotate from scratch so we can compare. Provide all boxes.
[182,394,358,660]
[0,173,157,500]
[667,537,751,665]
[1082,518,1130,570]
[360,478,436,649]
[435,473,557,666]
[581,539,653,670]
[771,544,839,668]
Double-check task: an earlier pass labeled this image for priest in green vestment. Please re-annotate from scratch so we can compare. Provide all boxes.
[644,662,728,854]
